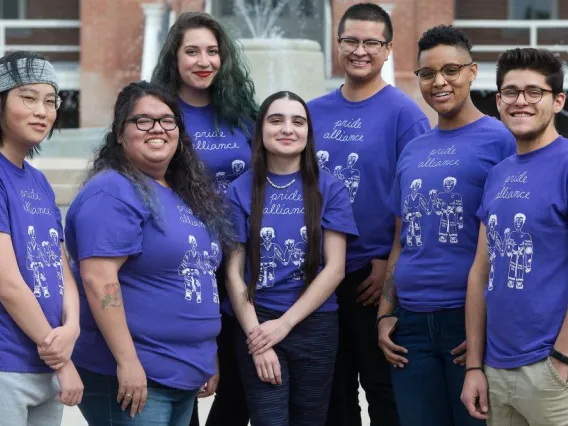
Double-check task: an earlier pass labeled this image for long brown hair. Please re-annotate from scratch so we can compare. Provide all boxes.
[247,91,322,302]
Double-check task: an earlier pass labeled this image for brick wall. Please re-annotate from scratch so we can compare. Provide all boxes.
[80,0,151,127]
[391,0,454,125]
[455,0,507,19]
[27,0,79,18]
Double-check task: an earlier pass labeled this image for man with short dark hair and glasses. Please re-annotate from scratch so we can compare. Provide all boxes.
[462,47,568,425]
[307,3,430,426]
[376,24,515,426]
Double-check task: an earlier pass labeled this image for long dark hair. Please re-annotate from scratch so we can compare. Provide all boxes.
[0,50,60,157]
[86,81,234,253]
[151,12,257,135]
[247,91,322,302]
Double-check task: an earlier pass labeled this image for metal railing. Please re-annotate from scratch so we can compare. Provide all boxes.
[0,19,80,58]
[453,19,568,53]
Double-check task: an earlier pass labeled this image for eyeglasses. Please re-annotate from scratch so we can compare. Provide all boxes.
[414,63,473,82]
[499,87,554,105]
[126,116,179,131]
[18,94,62,111]
[338,37,389,55]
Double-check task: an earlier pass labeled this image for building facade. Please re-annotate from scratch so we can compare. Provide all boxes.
[0,0,566,130]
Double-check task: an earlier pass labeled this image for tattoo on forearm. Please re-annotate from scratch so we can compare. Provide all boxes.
[101,283,123,309]
[382,264,397,304]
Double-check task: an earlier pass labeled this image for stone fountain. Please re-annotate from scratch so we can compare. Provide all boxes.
[235,0,326,104]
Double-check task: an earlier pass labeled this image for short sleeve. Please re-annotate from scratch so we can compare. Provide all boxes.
[0,182,9,234]
[396,109,430,158]
[476,181,490,225]
[72,191,145,260]
[227,184,248,244]
[40,175,64,241]
[322,180,359,237]
[390,166,402,217]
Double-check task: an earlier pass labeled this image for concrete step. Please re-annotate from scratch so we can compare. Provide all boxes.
[41,127,106,158]
[28,157,88,207]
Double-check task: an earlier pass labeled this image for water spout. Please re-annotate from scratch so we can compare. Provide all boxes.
[234,0,292,39]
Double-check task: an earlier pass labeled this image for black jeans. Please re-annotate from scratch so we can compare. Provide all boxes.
[204,313,250,425]
[190,265,249,426]
[326,263,400,426]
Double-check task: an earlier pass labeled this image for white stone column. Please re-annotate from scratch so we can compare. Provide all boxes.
[141,3,164,81]
[381,3,395,87]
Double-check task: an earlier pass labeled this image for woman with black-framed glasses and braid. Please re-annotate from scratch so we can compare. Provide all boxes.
[225,91,358,426]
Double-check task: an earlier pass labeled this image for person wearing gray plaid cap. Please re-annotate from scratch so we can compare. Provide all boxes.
[0,50,83,425]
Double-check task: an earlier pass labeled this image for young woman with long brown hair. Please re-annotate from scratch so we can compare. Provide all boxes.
[225,91,358,426]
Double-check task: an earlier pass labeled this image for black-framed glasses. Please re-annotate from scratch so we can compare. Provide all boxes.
[126,116,178,131]
[18,94,62,111]
[499,87,554,105]
[338,37,389,55]
[414,63,473,82]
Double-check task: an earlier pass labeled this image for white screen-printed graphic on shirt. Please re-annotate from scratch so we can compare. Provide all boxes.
[333,153,361,203]
[486,215,505,291]
[503,213,533,290]
[214,159,246,194]
[316,150,331,173]
[179,235,204,303]
[258,227,294,289]
[203,242,221,304]
[289,226,307,280]
[403,179,437,247]
[431,177,464,244]
[41,228,64,295]
[26,225,51,298]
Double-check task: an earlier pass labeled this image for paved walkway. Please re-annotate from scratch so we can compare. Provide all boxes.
[62,388,371,425]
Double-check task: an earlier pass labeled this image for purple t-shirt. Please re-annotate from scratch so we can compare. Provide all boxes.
[0,153,63,373]
[478,136,568,369]
[392,116,516,312]
[308,85,430,273]
[65,171,221,390]
[180,99,252,195]
[225,170,358,313]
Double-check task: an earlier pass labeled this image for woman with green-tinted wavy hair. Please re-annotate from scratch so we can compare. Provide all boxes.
[151,11,256,426]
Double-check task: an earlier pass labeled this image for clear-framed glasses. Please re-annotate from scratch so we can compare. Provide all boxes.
[18,94,62,111]
[414,63,473,82]
[126,116,179,131]
[338,37,389,55]
[499,87,554,105]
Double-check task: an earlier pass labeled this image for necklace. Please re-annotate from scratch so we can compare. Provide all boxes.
[266,176,296,190]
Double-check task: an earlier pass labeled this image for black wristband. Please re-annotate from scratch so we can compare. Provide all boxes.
[551,349,568,365]
[465,366,483,373]
[376,314,395,328]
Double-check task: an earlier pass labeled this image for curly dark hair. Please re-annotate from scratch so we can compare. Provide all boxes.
[86,81,234,252]
[0,50,61,157]
[418,25,473,59]
[151,12,257,136]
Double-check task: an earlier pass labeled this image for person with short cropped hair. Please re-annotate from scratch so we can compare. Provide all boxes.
[308,3,430,425]
[462,47,568,426]
[377,25,515,426]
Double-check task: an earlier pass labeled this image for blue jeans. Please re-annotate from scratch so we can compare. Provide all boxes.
[77,367,198,426]
[390,307,485,426]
